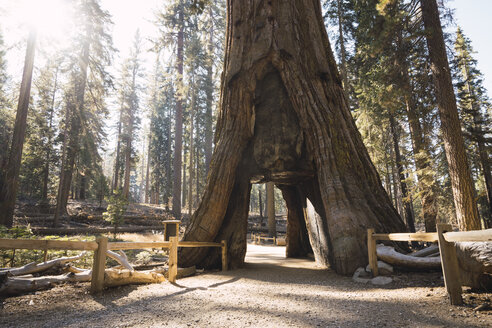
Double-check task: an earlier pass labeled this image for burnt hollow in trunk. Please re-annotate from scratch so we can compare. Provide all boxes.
[180,0,406,275]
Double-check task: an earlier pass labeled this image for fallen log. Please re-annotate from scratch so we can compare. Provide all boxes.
[104,269,165,287]
[106,250,134,271]
[376,244,441,270]
[0,271,92,296]
[409,245,440,257]
[0,252,88,276]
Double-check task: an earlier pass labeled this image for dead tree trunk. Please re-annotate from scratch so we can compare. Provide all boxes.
[179,0,406,275]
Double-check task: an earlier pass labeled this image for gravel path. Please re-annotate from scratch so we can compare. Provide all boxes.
[1,244,491,327]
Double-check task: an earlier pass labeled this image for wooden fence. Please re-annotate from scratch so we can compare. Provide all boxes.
[0,237,228,294]
[367,223,492,305]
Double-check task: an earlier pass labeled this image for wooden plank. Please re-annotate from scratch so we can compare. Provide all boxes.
[372,232,438,242]
[0,238,98,251]
[437,224,463,305]
[108,241,171,250]
[168,236,178,283]
[177,241,222,247]
[90,236,108,294]
[221,240,228,271]
[367,229,378,276]
[443,229,492,242]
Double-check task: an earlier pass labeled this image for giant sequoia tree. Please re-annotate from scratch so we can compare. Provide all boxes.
[180,0,406,275]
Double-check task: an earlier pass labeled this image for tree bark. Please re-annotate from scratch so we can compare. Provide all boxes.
[420,0,480,231]
[279,185,312,257]
[0,29,36,227]
[179,0,406,275]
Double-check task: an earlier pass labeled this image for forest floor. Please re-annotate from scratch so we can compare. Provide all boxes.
[1,244,491,328]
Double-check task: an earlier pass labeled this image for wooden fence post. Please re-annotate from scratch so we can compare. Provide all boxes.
[91,236,108,294]
[168,236,178,283]
[221,240,228,271]
[367,228,378,276]
[437,223,463,305]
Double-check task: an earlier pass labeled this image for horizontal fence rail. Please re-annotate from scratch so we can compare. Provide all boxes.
[372,232,438,242]
[0,236,229,294]
[0,238,98,251]
[368,224,492,306]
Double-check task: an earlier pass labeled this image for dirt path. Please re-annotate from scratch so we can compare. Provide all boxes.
[1,244,491,327]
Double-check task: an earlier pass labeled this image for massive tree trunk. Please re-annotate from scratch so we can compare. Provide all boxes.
[0,29,36,227]
[420,0,480,231]
[179,0,406,275]
[172,5,184,220]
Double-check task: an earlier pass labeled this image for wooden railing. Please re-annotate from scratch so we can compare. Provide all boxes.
[0,236,228,294]
[251,233,277,245]
[368,224,492,305]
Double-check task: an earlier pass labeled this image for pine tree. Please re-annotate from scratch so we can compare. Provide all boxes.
[54,0,114,224]
[420,0,480,230]
[0,28,36,227]
[120,31,143,200]
[452,28,492,227]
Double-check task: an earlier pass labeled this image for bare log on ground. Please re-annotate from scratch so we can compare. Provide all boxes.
[0,252,88,276]
[409,245,440,257]
[104,269,165,288]
[377,244,441,269]
[0,271,91,296]
[106,250,134,271]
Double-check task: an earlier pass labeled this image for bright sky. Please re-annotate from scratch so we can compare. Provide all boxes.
[0,0,491,103]
[449,0,492,97]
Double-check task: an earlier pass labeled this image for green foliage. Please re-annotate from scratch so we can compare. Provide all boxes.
[103,191,128,236]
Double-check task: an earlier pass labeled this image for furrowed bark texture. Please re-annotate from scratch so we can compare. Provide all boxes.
[420,0,480,231]
[179,0,406,275]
